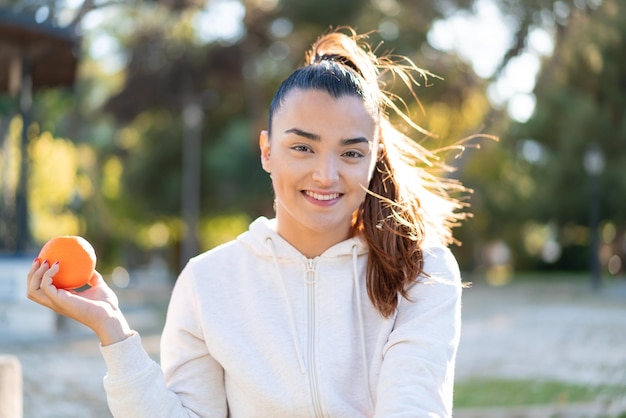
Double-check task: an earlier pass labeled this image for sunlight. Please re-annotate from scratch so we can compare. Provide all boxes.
[507,93,536,123]
[427,0,558,123]
[427,0,514,79]
[192,0,246,45]
[81,7,127,74]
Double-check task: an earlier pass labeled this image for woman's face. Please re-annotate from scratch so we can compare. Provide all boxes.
[260,88,379,255]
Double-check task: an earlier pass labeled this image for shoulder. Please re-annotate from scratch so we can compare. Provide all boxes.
[181,238,250,281]
[191,239,244,264]
[169,239,256,306]
[393,243,463,334]
[402,243,462,300]
[421,243,461,283]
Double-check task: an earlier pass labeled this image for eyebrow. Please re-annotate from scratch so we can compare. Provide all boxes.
[284,128,370,146]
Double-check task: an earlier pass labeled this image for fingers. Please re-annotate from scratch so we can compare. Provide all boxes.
[39,262,60,297]
[26,258,48,301]
[26,258,41,294]
[30,262,83,320]
[27,259,62,305]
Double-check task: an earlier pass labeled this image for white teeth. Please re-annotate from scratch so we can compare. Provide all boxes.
[305,191,340,201]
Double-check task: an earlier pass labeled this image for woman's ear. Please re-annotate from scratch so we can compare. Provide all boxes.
[259,130,271,174]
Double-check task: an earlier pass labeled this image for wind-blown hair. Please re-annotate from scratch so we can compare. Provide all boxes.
[268,28,468,318]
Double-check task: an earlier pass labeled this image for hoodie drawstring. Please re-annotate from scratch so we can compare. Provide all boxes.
[266,237,307,374]
[265,237,374,411]
[352,244,375,413]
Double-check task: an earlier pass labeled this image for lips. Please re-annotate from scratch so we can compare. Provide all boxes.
[303,191,341,201]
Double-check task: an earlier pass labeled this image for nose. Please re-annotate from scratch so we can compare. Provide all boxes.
[312,154,339,186]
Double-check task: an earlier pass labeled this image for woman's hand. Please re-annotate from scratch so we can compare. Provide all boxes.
[27,259,133,346]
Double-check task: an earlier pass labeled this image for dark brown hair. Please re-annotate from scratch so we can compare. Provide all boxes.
[269,28,468,318]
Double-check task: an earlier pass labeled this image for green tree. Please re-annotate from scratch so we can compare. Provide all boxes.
[6,0,564,274]
[499,0,626,273]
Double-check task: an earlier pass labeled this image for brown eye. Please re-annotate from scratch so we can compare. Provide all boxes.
[342,150,364,158]
[291,145,313,153]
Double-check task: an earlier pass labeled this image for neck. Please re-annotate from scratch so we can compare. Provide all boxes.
[276,223,352,259]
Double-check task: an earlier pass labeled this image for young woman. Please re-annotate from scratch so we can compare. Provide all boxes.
[28,28,466,417]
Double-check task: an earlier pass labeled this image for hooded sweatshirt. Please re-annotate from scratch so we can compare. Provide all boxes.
[101,217,462,418]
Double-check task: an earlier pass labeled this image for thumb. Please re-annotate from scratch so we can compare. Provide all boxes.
[88,271,107,288]
[87,272,99,287]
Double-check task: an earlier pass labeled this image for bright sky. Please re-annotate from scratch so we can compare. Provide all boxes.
[427,0,555,123]
[192,0,246,44]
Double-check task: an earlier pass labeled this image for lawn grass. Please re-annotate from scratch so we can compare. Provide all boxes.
[454,378,626,408]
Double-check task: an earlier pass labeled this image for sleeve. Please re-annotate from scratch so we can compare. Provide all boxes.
[101,333,193,418]
[101,264,227,418]
[374,245,462,418]
[160,263,228,416]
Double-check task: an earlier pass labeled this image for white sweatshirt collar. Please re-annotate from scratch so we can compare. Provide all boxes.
[237,217,369,262]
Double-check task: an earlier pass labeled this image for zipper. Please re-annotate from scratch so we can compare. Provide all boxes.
[305,259,324,418]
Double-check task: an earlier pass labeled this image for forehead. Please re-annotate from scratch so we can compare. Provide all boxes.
[271,88,378,134]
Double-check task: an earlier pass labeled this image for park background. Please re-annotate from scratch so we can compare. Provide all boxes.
[1,0,625,416]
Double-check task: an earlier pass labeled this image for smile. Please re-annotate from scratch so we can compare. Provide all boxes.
[304,191,341,201]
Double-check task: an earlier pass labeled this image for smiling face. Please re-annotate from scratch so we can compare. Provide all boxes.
[260,88,379,257]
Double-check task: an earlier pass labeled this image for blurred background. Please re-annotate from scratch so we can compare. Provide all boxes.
[1,0,625,281]
[0,0,625,416]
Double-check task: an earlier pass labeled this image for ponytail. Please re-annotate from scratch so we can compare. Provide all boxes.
[355,118,466,317]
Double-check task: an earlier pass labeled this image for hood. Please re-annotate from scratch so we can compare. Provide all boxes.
[237,217,369,262]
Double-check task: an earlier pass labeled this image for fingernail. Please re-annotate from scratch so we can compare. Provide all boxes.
[52,261,59,266]
[33,257,40,265]
[42,260,49,266]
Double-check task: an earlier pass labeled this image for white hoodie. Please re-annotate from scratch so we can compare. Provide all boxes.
[101,217,462,417]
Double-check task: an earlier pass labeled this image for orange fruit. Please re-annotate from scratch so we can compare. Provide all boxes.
[37,236,97,289]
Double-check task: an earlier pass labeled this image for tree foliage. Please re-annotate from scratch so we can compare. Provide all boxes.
[3,0,625,277]
[480,0,626,273]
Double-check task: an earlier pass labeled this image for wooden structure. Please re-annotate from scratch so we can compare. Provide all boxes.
[0,9,78,94]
